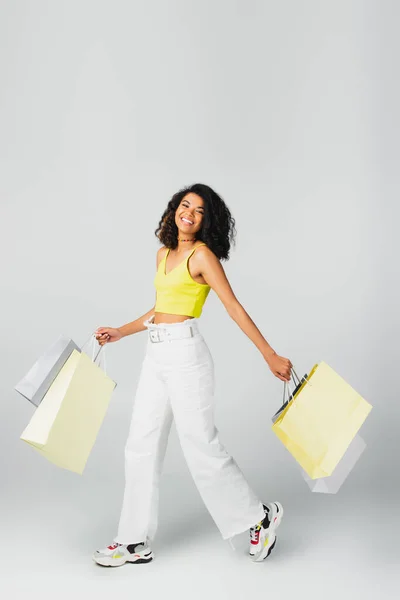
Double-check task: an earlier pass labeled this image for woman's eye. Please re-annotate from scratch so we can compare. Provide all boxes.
[181,201,203,215]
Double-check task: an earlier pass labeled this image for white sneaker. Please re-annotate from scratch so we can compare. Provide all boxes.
[93,539,154,567]
[249,502,283,562]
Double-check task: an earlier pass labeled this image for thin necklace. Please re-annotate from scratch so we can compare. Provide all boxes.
[178,237,196,242]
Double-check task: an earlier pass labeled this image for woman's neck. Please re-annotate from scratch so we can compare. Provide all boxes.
[176,236,196,252]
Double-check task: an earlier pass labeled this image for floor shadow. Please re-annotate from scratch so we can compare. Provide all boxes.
[155,511,217,551]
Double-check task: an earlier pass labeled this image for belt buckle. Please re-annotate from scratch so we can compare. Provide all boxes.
[149,329,162,343]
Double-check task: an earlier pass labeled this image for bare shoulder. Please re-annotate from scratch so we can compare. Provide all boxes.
[156,246,169,268]
[193,243,221,269]
[157,245,169,258]
[195,243,217,260]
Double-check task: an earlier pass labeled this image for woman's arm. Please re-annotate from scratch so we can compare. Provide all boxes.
[196,247,292,382]
[117,305,155,338]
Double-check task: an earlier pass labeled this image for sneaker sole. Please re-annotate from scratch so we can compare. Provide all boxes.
[252,502,283,563]
[93,551,154,567]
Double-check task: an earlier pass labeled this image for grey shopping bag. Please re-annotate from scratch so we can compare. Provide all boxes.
[301,434,366,494]
[14,335,80,407]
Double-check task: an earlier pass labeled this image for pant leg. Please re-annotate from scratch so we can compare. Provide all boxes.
[164,334,265,540]
[114,343,173,544]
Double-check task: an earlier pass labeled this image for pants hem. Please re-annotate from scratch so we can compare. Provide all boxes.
[220,504,266,541]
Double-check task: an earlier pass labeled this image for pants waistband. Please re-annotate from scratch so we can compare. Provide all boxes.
[143,315,200,343]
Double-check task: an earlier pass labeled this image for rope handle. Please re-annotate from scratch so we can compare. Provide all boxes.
[282,366,312,406]
[81,332,108,375]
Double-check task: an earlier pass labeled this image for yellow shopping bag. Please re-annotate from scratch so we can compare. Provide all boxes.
[272,362,372,479]
[20,340,116,475]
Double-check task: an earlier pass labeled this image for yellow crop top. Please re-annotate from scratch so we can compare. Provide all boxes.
[154,243,211,318]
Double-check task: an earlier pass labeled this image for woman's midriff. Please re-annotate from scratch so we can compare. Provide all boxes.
[153,312,194,324]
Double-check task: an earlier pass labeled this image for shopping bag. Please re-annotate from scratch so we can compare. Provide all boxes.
[20,336,116,474]
[14,335,80,407]
[271,362,372,479]
[301,434,366,494]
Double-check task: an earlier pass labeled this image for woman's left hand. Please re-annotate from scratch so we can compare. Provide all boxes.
[265,352,292,382]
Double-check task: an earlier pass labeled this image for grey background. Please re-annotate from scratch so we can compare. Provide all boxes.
[1,0,399,597]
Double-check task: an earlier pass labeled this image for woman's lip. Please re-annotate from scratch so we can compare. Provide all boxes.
[181,217,194,225]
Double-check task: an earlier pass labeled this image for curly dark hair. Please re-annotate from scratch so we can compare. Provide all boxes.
[154,183,237,260]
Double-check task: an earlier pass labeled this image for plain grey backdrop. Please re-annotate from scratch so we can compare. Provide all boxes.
[1,0,399,598]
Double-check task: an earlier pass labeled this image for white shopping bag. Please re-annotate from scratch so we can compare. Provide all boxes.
[301,434,366,494]
[15,335,80,407]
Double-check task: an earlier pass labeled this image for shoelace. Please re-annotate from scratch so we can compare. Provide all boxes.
[107,542,122,550]
[250,506,270,543]
[250,522,262,543]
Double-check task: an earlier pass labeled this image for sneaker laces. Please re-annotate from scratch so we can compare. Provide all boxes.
[250,522,262,543]
[107,542,122,550]
[250,505,270,542]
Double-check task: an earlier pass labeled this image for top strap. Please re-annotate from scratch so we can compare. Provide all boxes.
[187,243,206,259]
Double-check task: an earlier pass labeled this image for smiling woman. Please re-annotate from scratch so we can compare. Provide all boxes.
[154,183,235,259]
[93,182,292,567]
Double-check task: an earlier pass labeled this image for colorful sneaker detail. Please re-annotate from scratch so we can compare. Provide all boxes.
[93,539,154,567]
[250,502,283,562]
[249,504,269,556]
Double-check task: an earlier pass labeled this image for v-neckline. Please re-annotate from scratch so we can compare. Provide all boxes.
[163,245,201,277]
[163,248,189,276]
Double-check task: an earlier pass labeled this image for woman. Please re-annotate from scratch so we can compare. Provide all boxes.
[92,183,292,567]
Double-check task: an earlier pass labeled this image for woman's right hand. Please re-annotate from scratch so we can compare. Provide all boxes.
[265,352,293,382]
[95,327,122,346]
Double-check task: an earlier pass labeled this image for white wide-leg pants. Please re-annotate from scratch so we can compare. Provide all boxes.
[114,317,265,544]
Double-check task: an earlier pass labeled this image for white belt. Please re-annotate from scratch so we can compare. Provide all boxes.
[147,324,196,344]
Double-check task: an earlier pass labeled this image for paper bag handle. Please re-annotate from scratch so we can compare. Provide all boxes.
[81,332,108,374]
[282,366,312,406]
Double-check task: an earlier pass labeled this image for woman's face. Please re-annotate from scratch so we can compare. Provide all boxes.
[175,193,204,237]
